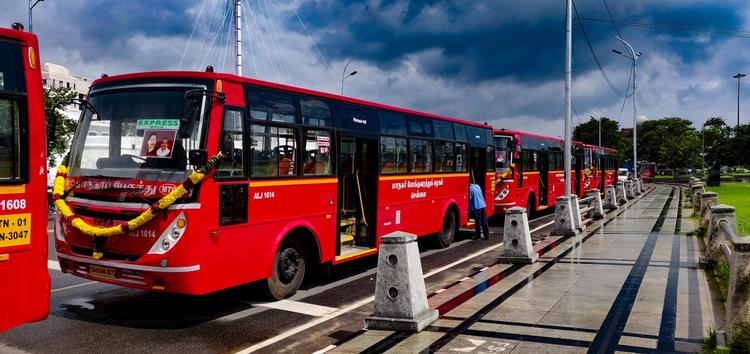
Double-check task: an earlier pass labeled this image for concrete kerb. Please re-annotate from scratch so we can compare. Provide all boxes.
[616,182,628,204]
[553,196,579,236]
[603,184,618,210]
[499,207,537,264]
[365,231,438,332]
[586,189,605,220]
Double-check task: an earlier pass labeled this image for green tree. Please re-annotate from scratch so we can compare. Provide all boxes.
[44,86,78,167]
[729,124,750,167]
[572,116,623,150]
[702,117,732,167]
[636,117,701,172]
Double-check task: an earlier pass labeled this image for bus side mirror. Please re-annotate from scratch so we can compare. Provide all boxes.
[189,149,207,167]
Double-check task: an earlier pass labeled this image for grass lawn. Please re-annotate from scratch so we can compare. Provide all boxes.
[705,182,750,235]
[653,175,674,180]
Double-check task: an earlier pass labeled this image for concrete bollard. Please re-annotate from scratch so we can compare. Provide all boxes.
[499,207,537,264]
[707,205,737,263]
[634,179,643,195]
[625,180,635,199]
[727,237,750,341]
[553,196,579,235]
[689,177,700,187]
[616,182,628,204]
[365,231,438,332]
[587,189,604,220]
[691,183,705,214]
[700,192,719,229]
[603,185,618,210]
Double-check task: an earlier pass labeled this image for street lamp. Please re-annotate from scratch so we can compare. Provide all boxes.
[341,59,358,96]
[733,73,746,127]
[612,36,641,178]
[28,0,44,33]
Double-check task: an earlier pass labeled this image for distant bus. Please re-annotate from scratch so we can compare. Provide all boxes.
[53,70,495,299]
[590,145,619,190]
[639,162,656,181]
[492,129,617,215]
[0,24,50,331]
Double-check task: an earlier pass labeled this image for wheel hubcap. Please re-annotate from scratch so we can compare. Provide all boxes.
[279,248,300,284]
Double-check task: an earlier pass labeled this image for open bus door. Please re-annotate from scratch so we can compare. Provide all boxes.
[337,135,378,259]
[0,25,50,332]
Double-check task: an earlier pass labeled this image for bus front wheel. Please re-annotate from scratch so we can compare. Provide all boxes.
[436,209,457,248]
[265,238,307,300]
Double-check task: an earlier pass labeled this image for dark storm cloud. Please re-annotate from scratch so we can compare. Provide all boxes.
[293,0,743,83]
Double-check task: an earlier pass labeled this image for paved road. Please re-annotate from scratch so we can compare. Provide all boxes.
[1,208,559,353]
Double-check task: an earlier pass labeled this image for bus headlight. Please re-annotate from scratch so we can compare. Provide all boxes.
[148,212,187,255]
[495,185,510,200]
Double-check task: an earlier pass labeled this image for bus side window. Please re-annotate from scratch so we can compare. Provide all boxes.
[435,141,455,173]
[409,138,433,173]
[250,124,297,177]
[217,108,245,178]
[303,130,332,175]
[380,136,407,174]
[454,143,467,172]
[0,98,21,180]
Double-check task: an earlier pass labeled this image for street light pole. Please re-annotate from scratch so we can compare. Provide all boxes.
[563,0,573,197]
[28,0,44,33]
[613,37,641,178]
[734,73,745,127]
[598,116,602,147]
[341,59,358,96]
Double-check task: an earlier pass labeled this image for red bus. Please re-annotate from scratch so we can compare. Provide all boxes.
[492,130,617,215]
[53,70,495,299]
[589,145,619,190]
[0,25,50,332]
[493,129,567,215]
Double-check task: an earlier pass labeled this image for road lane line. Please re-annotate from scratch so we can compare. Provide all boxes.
[253,300,339,317]
[529,220,555,234]
[234,242,503,354]
[48,260,61,271]
[52,281,98,293]
[312,344,337,354]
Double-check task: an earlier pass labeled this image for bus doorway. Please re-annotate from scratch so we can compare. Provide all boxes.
[337,136,378,258]
[469,147,486,191]
[538,151,550,206]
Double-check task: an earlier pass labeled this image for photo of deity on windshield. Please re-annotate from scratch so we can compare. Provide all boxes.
[140,130,177,159]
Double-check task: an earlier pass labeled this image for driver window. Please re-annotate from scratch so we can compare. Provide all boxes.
[250,123,297,177]
[217,108,245,178]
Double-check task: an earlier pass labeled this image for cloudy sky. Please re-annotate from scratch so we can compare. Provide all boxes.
[2,0,749,136]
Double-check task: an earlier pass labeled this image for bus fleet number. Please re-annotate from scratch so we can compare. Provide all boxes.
[0,199,27,211]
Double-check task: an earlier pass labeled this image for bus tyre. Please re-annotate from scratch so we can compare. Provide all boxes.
[265,238,306,300]
[526,197,535,219]
[437,210,457,248]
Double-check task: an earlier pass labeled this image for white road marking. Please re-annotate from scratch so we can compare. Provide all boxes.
[459,277,471,282]
[311,344,337,354]
[52,281,98,293]
[48,260,61,271]
[480,266,489,272]
[529,220,555,234]
[253,300,339,317]
[235,242,503,354]
[435,288,446,294]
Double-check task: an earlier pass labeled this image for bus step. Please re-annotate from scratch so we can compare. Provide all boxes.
[340,233,355,247]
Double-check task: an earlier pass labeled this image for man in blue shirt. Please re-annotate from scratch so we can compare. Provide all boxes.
[469,182,490,240]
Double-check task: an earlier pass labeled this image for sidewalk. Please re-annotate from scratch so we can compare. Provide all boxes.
[327,185,719,353]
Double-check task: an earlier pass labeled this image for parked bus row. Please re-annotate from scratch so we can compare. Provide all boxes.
[0,23,619,331]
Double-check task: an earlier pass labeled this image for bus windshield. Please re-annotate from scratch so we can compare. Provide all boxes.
[494,135,513,170]
[68,86,207,183]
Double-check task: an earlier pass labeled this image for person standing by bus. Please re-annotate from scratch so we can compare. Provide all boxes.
[469,182,490,240]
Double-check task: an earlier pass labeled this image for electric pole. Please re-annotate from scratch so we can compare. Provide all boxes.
[613,37,641,178]
[234,0,243,76]
[734,73,745,127]
[563,0,573,197]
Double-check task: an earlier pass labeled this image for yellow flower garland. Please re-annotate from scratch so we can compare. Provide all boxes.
[54,153,222,259]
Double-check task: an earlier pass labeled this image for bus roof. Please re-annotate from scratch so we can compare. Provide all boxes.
[493,129,563,143]
[92,71,491,129]
[0,26,38,46]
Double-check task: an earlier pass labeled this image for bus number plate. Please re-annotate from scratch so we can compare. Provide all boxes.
[89,265,116,278]
[0,213,31,248]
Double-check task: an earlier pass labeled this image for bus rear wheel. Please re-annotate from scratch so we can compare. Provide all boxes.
[436,210,457,248]
[264,238,306,300]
